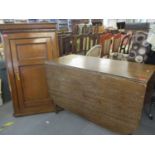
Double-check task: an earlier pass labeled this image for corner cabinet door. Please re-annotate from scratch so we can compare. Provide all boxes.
[10,37,56,116]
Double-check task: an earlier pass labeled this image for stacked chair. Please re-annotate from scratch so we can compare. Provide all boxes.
[112,33,122,53]
[99,33,113,57]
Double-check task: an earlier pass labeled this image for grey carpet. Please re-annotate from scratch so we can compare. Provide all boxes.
[0,101,155,135]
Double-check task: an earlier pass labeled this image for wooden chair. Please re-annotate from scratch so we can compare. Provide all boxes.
[92,25,99,34]
[100,33,113,57]
[73,34,100,55]
[112,33,122,53]
[119,34,132,54]
[86,45,102,57]
[88,34,100,49]
[58,34,73,56]
[82,24,89,34]
[72,24,80,34]
[72,35,85,55]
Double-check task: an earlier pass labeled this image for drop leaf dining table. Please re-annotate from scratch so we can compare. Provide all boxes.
[45,54,155,134]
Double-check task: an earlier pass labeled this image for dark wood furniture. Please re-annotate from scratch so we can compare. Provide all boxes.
[0,23,56,32]
[58,33,102,56]
[71,19,89,34]
[91,19,103,26]
[58,33,73,56]
[0,23,59,116]
[73,34,101,55]
[46,54,155,134]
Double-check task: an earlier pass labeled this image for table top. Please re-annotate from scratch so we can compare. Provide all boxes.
[46,54,155,84]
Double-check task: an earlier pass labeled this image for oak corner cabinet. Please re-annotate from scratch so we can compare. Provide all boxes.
[0,23,59,116]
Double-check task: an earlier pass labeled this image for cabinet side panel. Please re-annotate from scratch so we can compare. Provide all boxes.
[3,35,20,114]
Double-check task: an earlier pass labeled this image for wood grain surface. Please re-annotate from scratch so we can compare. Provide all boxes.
[2,23,59,116]
[46,55,155,134]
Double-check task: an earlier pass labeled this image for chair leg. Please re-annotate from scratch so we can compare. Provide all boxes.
[148,102,154,120]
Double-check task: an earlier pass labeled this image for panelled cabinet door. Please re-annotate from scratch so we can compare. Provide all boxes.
[8,33,58,116]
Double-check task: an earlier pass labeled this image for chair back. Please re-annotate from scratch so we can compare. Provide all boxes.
[82,24,90,34]
[73,35,89,54]
[86,45,102,57]
[73,34,100,55]
[58,34,73,56]
[119,34,132,54]
[112,33,122,53]
[100,33,113,57]
[72,25,80,34]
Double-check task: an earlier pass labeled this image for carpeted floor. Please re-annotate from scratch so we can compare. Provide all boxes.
[0,101,155,135]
